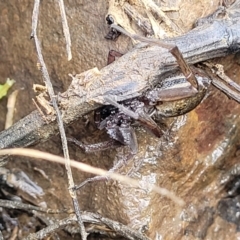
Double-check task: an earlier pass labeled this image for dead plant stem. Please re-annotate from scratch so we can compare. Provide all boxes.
[58,0,72,60]
[31,1,86,238]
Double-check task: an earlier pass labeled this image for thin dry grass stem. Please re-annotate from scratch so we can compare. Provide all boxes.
[31,1,86,237]
[0,148,185,207]
[5,89,22,129]
[58,0,72,60]
[31,0,40,38]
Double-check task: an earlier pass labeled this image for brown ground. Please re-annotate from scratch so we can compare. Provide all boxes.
[1,0,240,239]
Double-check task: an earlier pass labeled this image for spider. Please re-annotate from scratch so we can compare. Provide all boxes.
[68,70,209,154]
[68,14,210,154]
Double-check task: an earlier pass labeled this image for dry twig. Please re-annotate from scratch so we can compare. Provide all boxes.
[0,199,73,214]
[58,0,72,60]
[31,1,86,238]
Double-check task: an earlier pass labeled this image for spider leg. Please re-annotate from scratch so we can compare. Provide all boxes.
[121,126,138,153]
[104,96,163,138]
[74,151,134,190]
[67,137,120,152]
[135,109,163,137]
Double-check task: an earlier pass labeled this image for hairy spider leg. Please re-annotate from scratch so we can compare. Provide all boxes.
[67,137,120,152]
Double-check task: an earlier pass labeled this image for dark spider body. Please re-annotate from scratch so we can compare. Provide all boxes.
[95,101,137,153]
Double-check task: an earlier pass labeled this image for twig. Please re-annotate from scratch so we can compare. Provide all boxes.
[1,199,147,239]
[23,216,77,240]
[212,77,240,102]
[31,0,40,38]
[202,62,240,103]
[33,34,87,240]
[58,0,72,60]
[213,63,240,92]
[88,212,149,240]
[23,213,150,240]
[31,2,86,238]
[0,199,73,214]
